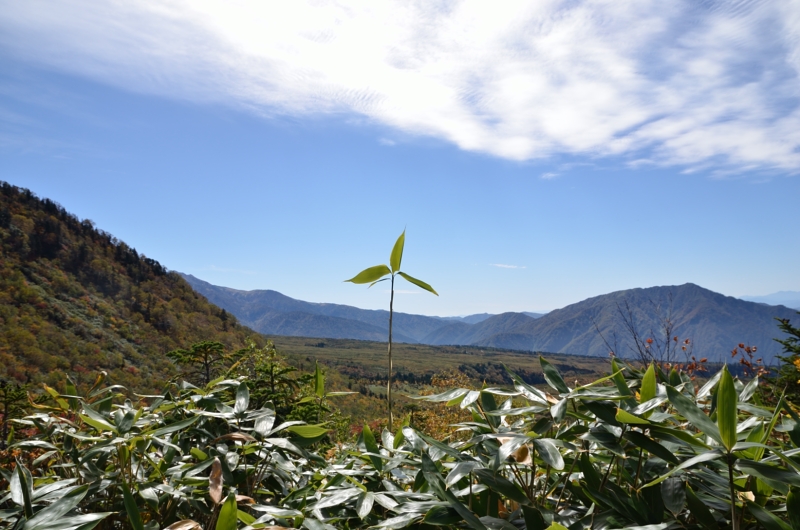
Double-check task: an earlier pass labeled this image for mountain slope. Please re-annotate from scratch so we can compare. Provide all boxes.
[0,182,260,391]
[423,312,536,345]
[478,284,797,363]
[181,273,437,342]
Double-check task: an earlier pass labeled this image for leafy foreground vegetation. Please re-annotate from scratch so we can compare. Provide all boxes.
[3,354,800,530]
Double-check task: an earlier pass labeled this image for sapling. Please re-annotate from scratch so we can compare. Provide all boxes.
[346,230,437,430]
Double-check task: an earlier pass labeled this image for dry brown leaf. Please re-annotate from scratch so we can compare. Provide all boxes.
[163,520,202,530]
[209,457,223,505]
[235,495,255,504]
[511,444,532,465]
[214,433,257,443]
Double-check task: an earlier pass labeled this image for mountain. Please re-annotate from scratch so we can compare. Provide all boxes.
[0,182,260,391]
[475,284,797,364]
[741,291,800,311]
[181,273,441,342]
[183,275,798,365]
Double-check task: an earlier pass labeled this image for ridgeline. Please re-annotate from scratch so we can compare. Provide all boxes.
[0,182,262,392]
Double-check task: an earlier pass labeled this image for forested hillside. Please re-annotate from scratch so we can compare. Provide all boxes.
[0,182,261,392]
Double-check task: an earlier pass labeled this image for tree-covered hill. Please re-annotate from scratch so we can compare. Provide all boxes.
[0,182,261,392]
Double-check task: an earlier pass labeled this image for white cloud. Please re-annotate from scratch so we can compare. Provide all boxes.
[2,1,800,172]
[540,172,559,180]
[491,264,526,269]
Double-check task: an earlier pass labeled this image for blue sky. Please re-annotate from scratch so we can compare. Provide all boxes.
[1,1,799,316]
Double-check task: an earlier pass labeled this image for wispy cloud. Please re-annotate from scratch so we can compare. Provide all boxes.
[2,1,800,172]
[540,172,559,180]
[491,264,526,269]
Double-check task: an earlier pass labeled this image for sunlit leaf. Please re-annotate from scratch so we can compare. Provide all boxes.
[397,272,438,295]
[390,230,405,273]
[209,457,223,505]
[345,265,391,284]
[717,365,738,451]
[362,424,383,472]
[539,356,569,394]
[216,493,237,530]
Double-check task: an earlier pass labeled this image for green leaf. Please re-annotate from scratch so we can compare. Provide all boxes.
[685,486,719,530]
[11,461,33,518]
[122,482,144,530]
[747,500,792,530]
[717,365,738,451]
[236,510,255,525]
[390,230,405,273]
[532,439,564,470]
[421,453,487,530]
[616,408,650,425]
[314,361,324,399]
[345,265,391,284]
[473,468,531,506]
[624,431,679,465]
[787,486,800,530]
[661,477,685,515]
[539,356,569,394]
[641,449,724,488]
[79,413,116,433]
[736,459,800,488]
[397,272,438,295]
[665,385,723,445]
[362,423,383,472]
[640,363,657,418]
[423,505,461,526]
[149,415,200,437]
[25,484,90,530]
[287,424,329,446]
[234,382,249,415]
[545,524,569,530]
[522,507,546,530]
[216,493,237,530]
[356,492,375,520]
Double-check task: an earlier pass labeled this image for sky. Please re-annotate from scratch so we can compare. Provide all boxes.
[1,0,799,317]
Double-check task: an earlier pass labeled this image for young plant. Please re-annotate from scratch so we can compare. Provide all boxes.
[345,230,437,431]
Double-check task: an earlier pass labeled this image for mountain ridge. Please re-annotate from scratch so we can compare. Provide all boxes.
[183,275,798,364]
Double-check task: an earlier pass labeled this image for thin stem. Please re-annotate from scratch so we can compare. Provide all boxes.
[727,453,739,530]
[387,274,395,431]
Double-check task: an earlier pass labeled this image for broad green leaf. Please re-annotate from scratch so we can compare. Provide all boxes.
[362,424,383,472]
[422,453,487,530]
[736,459,800,487]
[685,486,719,530]
[149,415,199,437]
[287,424,329,446]
[615,408,650,425]
[642,449,724,488]
[345,265,391,284]
[25,485,89,529]
[356,491,375,520]
[397,272,438,295]
[216,493,237,530]
[11,462,33,518]
[640,363,657,418]
[666,385,723,445]
[79,413,115,433]
[787,486,800,530]
[624,431,679,465]
[661,478,685,515]
[717,365,738,451]
[234,382,249,415]
[236,510,255,525]
[532,438,564,470]
[611,358,638,408]
[539,356,570,394]
[580,453,601,491]
[314,361,324,398]
[122,482,144,530]
[423,505,461,526]
[522,507,546,530]
[545,524,569,530]
[473,468,531,506]
[746,500,792,530]
[390,230,405,273]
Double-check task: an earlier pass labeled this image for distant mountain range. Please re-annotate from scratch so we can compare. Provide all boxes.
[181,274,799,364]
[741,291,800,311]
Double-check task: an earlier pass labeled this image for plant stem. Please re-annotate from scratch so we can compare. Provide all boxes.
[387,274,395,431]
[727,453,739,530]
